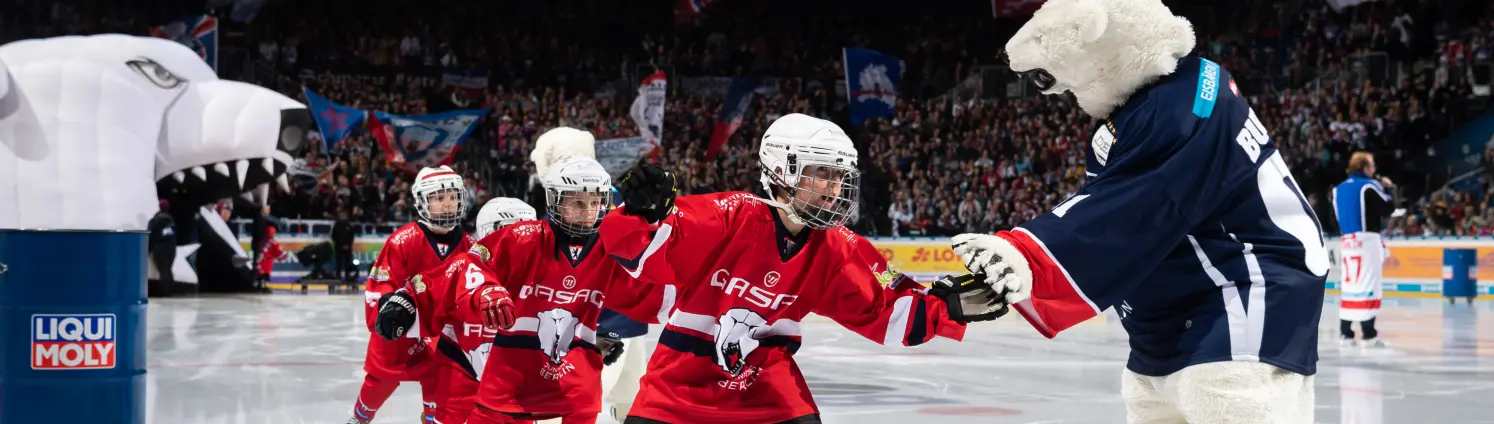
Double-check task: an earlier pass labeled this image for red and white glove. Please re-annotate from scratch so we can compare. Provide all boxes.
[473,285,516,330]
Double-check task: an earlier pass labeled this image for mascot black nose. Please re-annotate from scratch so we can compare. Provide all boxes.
[998,50,1057,92]
[279,108,312,156]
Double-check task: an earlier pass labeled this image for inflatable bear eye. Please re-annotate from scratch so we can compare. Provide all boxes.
[125,58,184,89]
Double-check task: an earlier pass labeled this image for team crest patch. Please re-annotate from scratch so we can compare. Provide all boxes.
[874,264,903,287]
[469,245,492,263]
[372,267,391,282]
[412,275,427,294]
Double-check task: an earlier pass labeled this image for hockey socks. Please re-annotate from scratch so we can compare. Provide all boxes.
[352,374,400,421]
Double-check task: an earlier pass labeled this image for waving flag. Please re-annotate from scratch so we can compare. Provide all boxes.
[149,16,219,73]
[843,48,903,125]
[630,70,668,147]
[302,87,367,154]
[596,136,657,179]
[369,109,488,174]
[705,77,759,158]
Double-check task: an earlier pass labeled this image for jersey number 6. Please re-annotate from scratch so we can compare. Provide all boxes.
[465,263,486,290]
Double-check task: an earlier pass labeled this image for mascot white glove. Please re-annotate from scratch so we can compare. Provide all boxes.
[951,233,1034,305]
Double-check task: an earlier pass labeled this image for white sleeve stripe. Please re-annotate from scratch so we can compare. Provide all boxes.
[882,296,914,346]
[1012,227,1101,314]
[656,285,677,324]
[623,224,674,279]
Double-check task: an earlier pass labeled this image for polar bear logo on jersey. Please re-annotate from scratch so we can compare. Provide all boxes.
[537,308,579,365]
[1,34,309,231]
[714,308,769,377]
[464,342,493,379]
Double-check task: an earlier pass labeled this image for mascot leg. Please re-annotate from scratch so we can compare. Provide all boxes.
[604,334,655,421]
[0,230,148,423]
[1121,368,1187,424]
[1171,362,1315,424]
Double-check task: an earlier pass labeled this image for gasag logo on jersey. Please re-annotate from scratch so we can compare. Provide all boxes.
[711,269,797,310]
[32,314,116,370]
[519,282,605,307]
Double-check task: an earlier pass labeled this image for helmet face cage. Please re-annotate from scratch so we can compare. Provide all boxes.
[416,187,468,230]
[545,189,611,238]
[764,162,861,230]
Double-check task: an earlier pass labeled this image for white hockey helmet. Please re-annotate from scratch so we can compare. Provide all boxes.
[475,197,537,239]
[531,126,597,179]
[542,155,613,237]
[412,165,468,231]
[758,113,860,229]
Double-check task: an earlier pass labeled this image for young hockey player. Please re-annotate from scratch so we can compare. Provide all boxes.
[601,113,1005,424]
[376,127,671,424]
[475,197,538,239]
[350,165,474,424]
[369,197,535,423]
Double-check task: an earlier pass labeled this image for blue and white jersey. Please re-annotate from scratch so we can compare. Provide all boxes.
[1332,173,1392,234]
[1007,55,1329,377]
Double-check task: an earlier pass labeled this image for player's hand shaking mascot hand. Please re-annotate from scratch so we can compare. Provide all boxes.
[951,1,1329,423]
[0,34,309,424]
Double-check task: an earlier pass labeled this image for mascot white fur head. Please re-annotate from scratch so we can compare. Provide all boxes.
[0,34,311,231]
[1004,0,1195,118]
[530,126,596,177]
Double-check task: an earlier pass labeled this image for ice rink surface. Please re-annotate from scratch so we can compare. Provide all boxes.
[145,294,1494,424]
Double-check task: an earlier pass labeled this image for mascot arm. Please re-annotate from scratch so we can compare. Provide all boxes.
[995,102,1237,338]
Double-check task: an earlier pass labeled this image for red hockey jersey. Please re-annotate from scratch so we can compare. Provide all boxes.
[401,250,501,381]
[600,191,968,424]
[465,220,671,418]
[363,222,475,380]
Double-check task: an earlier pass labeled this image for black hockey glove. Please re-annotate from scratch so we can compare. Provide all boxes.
[616,162,676,223]
[374,290,418,340]
[596,334,625,366]
[928,273,1008,323]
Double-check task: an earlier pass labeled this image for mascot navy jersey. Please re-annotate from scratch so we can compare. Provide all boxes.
[1026,55,1329,377]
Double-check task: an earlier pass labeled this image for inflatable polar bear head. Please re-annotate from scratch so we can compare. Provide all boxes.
[1003,0,1196,119]
[0,34,312,231]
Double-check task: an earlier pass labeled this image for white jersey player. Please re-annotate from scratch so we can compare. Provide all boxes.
[1331,152,1395,348]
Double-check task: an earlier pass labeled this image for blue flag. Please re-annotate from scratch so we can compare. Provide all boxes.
[843,48,904,125]
[302,87,367,154]
[370,109,488,175]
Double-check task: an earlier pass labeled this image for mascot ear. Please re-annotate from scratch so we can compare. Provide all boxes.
[1067,0,1110,45]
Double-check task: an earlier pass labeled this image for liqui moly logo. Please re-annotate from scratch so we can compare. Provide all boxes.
[31,314,117,370]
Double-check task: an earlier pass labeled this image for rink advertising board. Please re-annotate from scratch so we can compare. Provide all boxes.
[31,314,116,370]
[245,235,1494,296]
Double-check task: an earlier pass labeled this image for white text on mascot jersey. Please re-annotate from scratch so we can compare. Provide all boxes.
[711,269,797,311]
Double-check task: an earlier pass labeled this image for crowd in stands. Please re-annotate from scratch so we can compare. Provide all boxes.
[5,0,1493,238]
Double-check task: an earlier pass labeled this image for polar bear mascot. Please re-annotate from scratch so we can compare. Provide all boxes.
[0,34,309,424]
[951,1,1328,423]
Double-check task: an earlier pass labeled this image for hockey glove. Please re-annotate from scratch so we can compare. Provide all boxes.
[617,162,676,223]
[951,233,1033,305]
[374,290,417,340]
[596,334,625,366]
[929,273,1009,323]
[473,285,517,330]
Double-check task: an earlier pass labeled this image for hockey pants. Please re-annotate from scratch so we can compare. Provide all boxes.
[1122,361,1314,424]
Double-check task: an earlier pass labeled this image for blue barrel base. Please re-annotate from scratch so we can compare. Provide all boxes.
[0,230,148,424]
